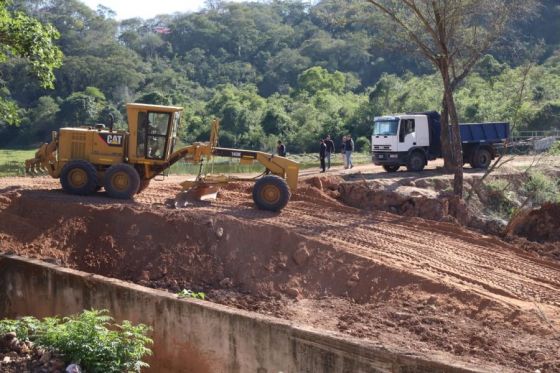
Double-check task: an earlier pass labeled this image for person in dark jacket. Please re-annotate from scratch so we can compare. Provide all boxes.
[324,135,335,170]
[276,140,286,157]
[340,135,347,168]
[344,135,354,169]
[319,139,327,172]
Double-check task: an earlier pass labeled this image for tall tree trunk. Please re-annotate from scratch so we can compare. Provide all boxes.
[439,62,464,197]
[439,97,454,171]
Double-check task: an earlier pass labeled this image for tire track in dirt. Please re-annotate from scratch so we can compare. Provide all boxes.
[191,190,560,310]
[3,176,560,310]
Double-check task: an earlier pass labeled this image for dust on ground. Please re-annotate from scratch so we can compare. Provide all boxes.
[1,158,560,372]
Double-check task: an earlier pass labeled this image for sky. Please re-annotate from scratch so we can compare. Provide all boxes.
[81,0,245,20]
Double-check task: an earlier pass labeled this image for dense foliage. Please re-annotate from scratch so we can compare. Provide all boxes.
[0,0,559,153]
[0,0,62,125]
[0,310,153,372]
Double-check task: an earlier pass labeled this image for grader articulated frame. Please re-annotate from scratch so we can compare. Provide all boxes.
[25,103,299,211]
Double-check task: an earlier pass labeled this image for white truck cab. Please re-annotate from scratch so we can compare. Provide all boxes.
[371,114,432,172]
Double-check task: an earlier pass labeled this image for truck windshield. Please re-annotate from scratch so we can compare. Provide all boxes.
[373,120,399,136]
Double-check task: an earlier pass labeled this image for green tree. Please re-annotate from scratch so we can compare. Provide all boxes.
[135,91,171,106]
[297,66,346,95]
[0,0,62,124]
[58,91,100,125]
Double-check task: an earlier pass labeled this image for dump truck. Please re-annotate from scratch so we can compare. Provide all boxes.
[371,111,509,172]
[25,103,299,211]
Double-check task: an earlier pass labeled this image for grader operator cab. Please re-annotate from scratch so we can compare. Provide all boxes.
[25,103,299,211]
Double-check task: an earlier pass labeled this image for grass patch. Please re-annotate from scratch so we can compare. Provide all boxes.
[0,149,36,177]
[1,148,372,178]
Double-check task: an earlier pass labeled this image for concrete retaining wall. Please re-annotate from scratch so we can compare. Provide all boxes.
[0,255,485,373]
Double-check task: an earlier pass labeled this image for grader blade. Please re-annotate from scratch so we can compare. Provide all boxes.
[179,174,235,202]
[186,184,219,201]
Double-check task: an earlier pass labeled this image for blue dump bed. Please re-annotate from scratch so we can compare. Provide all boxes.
[459,122,509,144]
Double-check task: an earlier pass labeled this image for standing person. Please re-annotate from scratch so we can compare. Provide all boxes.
[324,135,335,170]
[340,135,347,168]
[319,139,327,173]
[276,140,286,157]
[345,135,354,169]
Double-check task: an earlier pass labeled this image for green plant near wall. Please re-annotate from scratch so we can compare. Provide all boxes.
[0,310,152,373]
[177,289,206,300]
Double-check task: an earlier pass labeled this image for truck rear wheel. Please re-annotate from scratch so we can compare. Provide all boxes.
[471,148,492,169]
[253,175,290,212]
[383,165,400,173]
[406,152,425,172]
[60,160,98,195]
[105,164,140,199]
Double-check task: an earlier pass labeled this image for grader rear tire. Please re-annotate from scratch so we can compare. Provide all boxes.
[60,160,98,195]
[105,164,140,199]
[252,175,290,212]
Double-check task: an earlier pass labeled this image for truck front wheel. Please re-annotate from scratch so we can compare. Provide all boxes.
[383,165,400,173]
[406,152,425,172]
[471,148,492,169]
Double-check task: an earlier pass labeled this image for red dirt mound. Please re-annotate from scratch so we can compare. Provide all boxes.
[1,180,560,372]
[507,203,560,243]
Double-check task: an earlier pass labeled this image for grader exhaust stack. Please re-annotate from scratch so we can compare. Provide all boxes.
[25,103,299,212]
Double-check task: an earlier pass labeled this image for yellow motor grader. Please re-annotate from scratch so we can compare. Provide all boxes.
[25,103,299,211]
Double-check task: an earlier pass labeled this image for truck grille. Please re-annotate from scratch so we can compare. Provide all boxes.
[373,145,391,151]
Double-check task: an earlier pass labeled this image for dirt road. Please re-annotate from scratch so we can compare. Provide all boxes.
[1,166,559,372]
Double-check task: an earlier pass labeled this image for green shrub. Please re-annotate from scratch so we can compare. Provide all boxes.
[355,136,371,153]
[549,141,560,155]
[177,289,206,300]
[524,170,560,205]
[0,310,152,373]
[485,179,517,217]
[0,316,42,338]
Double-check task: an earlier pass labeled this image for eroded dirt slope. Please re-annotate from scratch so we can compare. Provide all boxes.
[0,175,559,372]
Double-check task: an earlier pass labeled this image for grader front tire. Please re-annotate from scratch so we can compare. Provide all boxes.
[252,175,290,212]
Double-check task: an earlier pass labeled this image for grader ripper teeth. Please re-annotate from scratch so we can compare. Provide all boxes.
[25,140,58,175]
[25,103,299,212]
